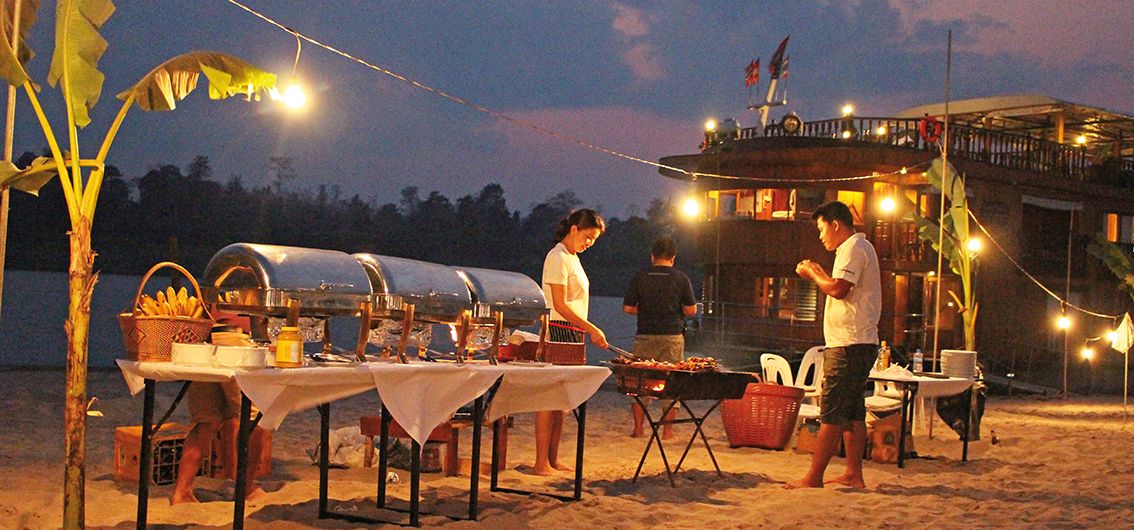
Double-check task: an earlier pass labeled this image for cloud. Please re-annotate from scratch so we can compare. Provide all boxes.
[613,3,649,37]
[621,44,666,82]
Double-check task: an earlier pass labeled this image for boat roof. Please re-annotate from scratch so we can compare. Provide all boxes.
[897,94,1134,157]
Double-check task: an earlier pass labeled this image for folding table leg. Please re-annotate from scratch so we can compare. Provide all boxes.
[897,385,910,469]
[410,440,421,527]
[136,379,155,530]
[468,396,484,520]
[232,395,253,530]
[377,406,391,508]
[317,403,330,518]
[573,402,586,500]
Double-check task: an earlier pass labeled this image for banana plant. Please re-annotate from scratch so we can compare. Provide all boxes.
[902,157,979,351]
[0,2,276,527]
[1087,233,1134,302]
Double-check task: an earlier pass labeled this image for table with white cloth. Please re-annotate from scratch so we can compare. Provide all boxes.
[117,360,503,528]
[867,371,976,468]
[483,363,611,501]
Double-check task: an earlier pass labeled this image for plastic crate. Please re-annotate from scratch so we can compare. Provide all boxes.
[720,383,804,450]
[114,424,211,485]
[513,341,586,365]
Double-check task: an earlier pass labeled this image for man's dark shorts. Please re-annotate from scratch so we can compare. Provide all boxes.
[820,344,876,425]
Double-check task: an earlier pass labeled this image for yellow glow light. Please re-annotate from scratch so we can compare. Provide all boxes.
[879,196,896,214]
[282,81,307,109]
[841,129,852,139]
[966,238,982,253]
[1057,315,1071,330]
[876,125,888,136]
[1107,330,1119,344]
[682,196,702,218]
[704,119,718,132]
[1076,134,1087,145]
[900,167,908,174]
[1080,346,1095,360]
[842,104,854,116]
[927,270,935,277]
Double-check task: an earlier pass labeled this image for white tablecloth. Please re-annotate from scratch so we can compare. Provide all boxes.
[364,362,504,446]
[117,360,505,447]
[485,364,611,421]
[869,371,974,398]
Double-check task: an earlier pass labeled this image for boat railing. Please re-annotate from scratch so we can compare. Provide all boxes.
[714,116,1126,181]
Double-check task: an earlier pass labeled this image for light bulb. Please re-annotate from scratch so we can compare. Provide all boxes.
[966,238,982,253]
[1107,330,1119,344]
[842,104,854,116]
[1057,315,1071,330]
[876,125,888,136]
[682,196,701,218]
[879,197,896,214]
[1080,346,1094,360]
[704,119,718,132]
[282,80,306,109]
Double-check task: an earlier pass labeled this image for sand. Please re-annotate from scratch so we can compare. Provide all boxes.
[1,367,1133,529]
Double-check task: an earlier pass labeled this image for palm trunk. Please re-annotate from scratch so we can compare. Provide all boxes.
[63,217,96,529]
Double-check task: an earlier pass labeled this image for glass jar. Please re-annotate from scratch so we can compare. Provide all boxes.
[275,326,304,368]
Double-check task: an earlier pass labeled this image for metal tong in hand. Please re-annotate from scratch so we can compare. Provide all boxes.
[607,345,641,361]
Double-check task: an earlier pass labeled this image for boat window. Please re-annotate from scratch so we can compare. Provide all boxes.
[1105,213,1134,246]
[708,188,798,220]
[754,277,818,321]
[836,190,865,225]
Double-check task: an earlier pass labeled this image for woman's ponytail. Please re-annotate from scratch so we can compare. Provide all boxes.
[554,208,606,243]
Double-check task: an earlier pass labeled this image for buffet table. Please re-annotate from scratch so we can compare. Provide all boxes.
[117,360,610,527]
[867,371,976,468]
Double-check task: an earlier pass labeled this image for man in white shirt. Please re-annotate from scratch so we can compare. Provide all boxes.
[786,200,880,490]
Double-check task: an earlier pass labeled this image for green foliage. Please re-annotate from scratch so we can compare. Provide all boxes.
[0,155,56,194]
[48,0,114,127]
[1087,233,1134,299]
[118,51,277,111]
[0,0,40,85]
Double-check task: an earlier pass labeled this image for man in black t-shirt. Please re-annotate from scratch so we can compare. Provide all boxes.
[623,237,698,438]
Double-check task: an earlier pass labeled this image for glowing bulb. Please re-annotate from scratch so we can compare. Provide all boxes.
[1075,134,1087,145]
[1080,346,1095,360]
[966,238,982,253]
[1107,330,1119,344]
[282,80,306,109]
[927,270,935,277]
[879,196,896,214]
[1057,315,1071,330]
[876,125,888,136]
[682,196,702,218]
[841,129,852,139]
[900,167,908,174]
[704,119,718,132]
[842,103,854,116]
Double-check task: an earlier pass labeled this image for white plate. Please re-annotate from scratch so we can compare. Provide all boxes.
[171,343,215,366]
[214,346,268,368]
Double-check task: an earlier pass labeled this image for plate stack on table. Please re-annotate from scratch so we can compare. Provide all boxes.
[940,350,977,379]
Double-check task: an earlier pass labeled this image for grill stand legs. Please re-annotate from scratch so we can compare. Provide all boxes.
[630,396,724,487]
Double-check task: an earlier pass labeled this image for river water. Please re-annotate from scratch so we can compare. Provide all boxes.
[0,269,640,368]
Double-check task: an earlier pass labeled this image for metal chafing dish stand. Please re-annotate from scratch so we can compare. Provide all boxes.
[454,266,592,502]
[200,243,377,525]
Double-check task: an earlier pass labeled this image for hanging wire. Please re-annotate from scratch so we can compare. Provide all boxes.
[225,0,927,186]
[967,208,1116,319]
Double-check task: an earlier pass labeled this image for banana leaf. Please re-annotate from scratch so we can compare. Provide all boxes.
[0,156,57,195]
[0,0,41,86]
[1087,233,1134,296]
[117,51,277,111]
[48,0,114,127]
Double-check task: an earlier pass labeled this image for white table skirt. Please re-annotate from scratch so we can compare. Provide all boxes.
[868,372,974,399]
[484,364,611,421]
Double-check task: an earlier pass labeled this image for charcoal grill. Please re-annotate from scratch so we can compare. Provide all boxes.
[608,363,757,486]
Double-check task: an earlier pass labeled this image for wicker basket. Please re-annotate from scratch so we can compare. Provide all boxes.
[119,262,214,362]
[720,383,804,450]
[512,340,586,365]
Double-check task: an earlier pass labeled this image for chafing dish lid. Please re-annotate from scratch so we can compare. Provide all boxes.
[202,243,372,316]
[352,253,471,322]
[452,266,547,325]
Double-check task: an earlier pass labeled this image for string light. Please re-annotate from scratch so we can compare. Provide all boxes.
[704,119,718,132]
[1057,314,1071,330]
[1080,346,1095,360]
[878,196,896,214]
[841,103,854,116]
[966,237,982,253]
[280,31,307,109]
[1075,134,1087,146]
[682,196,702,218]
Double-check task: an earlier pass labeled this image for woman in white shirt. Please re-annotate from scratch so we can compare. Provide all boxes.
[534,208,608,475]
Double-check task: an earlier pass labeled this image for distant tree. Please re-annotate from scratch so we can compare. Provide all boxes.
[187,155,212,180]
[269,156,296,193]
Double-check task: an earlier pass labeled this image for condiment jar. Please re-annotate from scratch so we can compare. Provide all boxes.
[275,326,304,368]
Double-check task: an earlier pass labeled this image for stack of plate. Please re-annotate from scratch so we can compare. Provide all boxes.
[940,349,977,379]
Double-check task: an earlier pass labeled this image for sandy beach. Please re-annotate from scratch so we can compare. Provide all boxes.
[2,367,1132,529]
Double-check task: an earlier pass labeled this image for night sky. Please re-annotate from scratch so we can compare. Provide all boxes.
[10,1,1134,218]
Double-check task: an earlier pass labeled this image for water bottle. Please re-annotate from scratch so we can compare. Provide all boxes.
[912,348,924,373]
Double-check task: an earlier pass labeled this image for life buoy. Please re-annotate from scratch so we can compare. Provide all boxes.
[919,115,942,144]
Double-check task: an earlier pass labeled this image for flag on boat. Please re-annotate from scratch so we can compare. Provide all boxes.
[744,58,760,87]
[769,35,789,79]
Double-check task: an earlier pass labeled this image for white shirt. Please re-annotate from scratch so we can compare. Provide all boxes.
[823,233,881,347]
[542,242,589,321]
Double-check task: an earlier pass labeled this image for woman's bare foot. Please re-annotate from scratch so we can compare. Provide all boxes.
[551,461,574,472]
[631,428,644,438]
[783,477,823,489]
[661,429,674,440]
[170,490,199,505]
[824,474,866,489]
[531,464,556,476]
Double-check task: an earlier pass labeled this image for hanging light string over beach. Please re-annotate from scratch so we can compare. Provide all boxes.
[225,0,920,186]
[967,208,1117,320]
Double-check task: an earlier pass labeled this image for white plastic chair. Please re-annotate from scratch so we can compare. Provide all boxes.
[760,353,793,386]
[796,346,825,405]
[864,380,903,414]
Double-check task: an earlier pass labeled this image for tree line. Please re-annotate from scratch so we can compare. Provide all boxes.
[5,154,702,297]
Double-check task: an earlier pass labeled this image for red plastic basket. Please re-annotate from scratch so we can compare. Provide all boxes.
[720,383,804,450]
